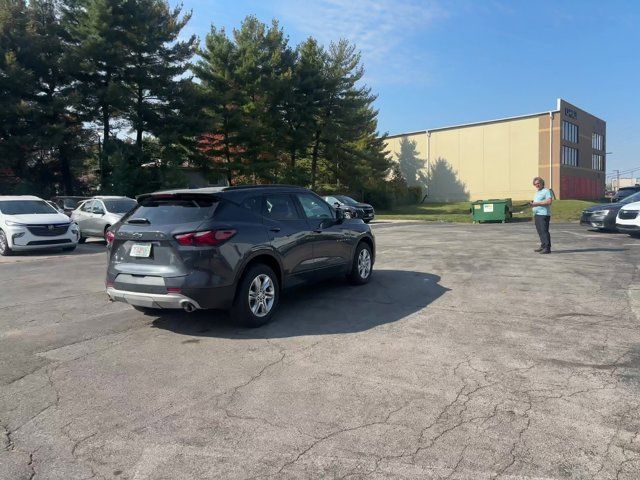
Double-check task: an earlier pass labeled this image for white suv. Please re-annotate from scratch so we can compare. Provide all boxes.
[0,195,80,256]
[616,200,640,236]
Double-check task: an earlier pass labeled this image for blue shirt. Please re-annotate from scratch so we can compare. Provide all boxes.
[533,188,552,216]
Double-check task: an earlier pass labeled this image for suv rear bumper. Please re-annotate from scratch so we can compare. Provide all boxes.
[107,287,203,310]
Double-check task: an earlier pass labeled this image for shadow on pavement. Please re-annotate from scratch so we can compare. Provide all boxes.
[551,248,627,253]
[151,270,449,339]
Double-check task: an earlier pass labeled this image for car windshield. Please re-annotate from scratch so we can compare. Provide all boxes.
[62,199,84,209]
[0,200,59,215]
[335,195,358,206]
[621,191,640,204]
[103,199,137,214]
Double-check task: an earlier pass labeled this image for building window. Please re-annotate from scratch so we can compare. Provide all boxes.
[562,121,578,143]
[562,146,578,167]
[592,154,604,171]
[592,132,604,151]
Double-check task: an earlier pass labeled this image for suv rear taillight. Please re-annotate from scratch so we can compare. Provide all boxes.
[106,230,115,244]
[174,229,236,246]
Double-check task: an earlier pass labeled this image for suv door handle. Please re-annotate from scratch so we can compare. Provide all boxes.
[269,228,281,232]
[313,229,322,233]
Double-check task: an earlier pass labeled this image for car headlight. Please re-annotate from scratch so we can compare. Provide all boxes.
[591,209,610,216]
[4,220,25,227]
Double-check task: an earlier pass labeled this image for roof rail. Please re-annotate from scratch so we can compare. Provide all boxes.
[225,184,306,191]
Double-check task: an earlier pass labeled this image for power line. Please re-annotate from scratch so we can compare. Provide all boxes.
[606,166,640,177]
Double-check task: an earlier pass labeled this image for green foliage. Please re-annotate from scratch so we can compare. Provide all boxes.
[1,6,394,197]
[195,18,391,191]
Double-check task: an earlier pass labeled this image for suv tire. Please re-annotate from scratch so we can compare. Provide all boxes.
[348,242,373,285]
[231,264,279,328]
[0,230,13,256]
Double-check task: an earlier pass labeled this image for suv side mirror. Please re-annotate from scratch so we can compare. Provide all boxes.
[335,208,345,223]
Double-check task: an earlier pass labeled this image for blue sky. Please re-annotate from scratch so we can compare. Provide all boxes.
[177,0,640,178]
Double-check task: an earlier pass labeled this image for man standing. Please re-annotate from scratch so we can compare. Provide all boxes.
[530,177,553,254]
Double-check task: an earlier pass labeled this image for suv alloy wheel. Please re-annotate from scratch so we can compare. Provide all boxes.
[348,242,372,285]
[231,264,280,328]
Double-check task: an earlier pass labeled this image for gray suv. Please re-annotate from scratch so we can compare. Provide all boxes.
[105,185,375,327]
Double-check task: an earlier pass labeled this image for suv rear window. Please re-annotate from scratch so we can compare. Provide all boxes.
[127,197,218,225]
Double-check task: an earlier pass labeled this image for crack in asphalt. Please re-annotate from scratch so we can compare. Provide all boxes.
[445,442,469,480]
[27,452,35,480]
[2,423,13,451]
[269,402,411,478]
[490,394,533,479]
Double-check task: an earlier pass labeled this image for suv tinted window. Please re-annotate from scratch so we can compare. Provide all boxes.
[297,194,333,220]
[128,197,218,225]
[81,200,93,212]
[264,194,300,220]
[242,196,262,214]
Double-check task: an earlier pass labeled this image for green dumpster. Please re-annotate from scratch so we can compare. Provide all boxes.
[471,198,513,223]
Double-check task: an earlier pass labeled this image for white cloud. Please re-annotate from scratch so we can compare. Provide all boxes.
[273,0,447,85]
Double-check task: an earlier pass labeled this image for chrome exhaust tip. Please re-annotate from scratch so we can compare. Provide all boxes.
[180,301,197,313]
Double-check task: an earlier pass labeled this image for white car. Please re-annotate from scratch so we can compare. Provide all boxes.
[616,200,640,237]
[0,195,80,256]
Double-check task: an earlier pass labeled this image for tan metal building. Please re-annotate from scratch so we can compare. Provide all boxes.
[385,99,606,201]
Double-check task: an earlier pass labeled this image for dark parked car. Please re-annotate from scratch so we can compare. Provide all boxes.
[51,196,90,216]
[611,186,640,203]
[105,185,375,327]
[322,195,375,223]
[580,190,640,231]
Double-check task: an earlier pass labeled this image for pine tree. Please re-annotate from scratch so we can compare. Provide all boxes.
[0,0,38,185]
[279,37,325,177]
[233,16,289,183]
[63,0,131,190]
[0,0,89,195]
[194,26,245,185]
[121,0,196,151]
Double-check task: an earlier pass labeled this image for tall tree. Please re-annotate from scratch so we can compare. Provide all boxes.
[0,0,37,185]
[63,0,131,190]
[279,37,325,175]
[121,0,196,151]
[233,16,290,183]
[0,0,89,195]
[194,26,245,185]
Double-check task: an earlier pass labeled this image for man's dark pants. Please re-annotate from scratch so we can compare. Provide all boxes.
[535,214,551,251]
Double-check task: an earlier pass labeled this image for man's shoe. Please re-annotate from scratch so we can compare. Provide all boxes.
[539,249,551,254]
[534,247,544,252]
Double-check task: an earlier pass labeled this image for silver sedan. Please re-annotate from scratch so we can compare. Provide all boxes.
[71,196,137,241]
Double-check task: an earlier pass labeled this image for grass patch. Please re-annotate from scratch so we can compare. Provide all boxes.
[377,199,600,223]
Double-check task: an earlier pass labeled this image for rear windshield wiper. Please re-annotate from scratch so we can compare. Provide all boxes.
[126,218,150,224]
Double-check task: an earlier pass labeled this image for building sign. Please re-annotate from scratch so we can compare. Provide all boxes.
[564,107,577,119]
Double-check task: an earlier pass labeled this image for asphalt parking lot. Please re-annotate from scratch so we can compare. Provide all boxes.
[1,222,640,480]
